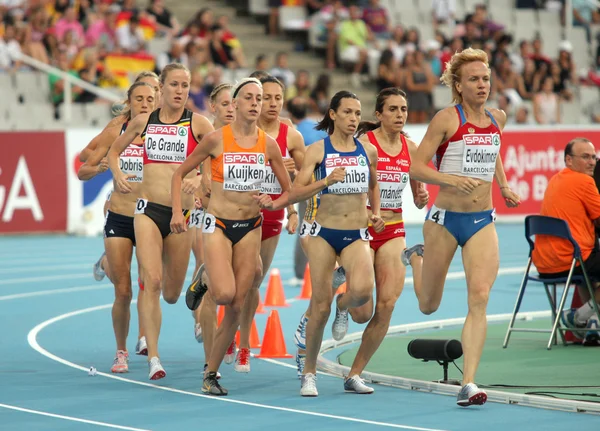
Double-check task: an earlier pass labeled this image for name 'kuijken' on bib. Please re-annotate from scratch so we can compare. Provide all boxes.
[324,155,369,194]
[223,152,266,192]
[145,124,189,163]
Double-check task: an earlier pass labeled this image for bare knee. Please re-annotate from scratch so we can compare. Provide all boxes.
[375,299,396,320]
[311,300,332,323]
[142,273,162,293]
[114,283,133,304]
[419,299,440,315]
[212,290,235,305]
[163,292,179,304]
[468,287,490,312]
[350,306,372,324]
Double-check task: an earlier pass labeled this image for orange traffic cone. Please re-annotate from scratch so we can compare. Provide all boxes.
[263,268,289,307]
[255,292,266,314]
[255,310,292,358]
[296,263,312,300]
[217,305,225,326]
[336,282,347,295]
[234,319,262,349]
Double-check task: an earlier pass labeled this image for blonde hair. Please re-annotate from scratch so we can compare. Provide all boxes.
[232,77,262,99]
[440,48,490,104]
[160,63,191,84]
[209,83,233,104]
[135,71,159,83]
[111,82,155,119]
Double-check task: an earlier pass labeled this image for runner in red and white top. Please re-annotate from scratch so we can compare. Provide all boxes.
[233,75,305,373]
[410,48,520,407]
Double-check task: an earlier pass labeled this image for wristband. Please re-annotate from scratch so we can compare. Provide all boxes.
[287,211,298,219]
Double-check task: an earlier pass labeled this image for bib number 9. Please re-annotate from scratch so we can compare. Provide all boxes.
[202,213,216,233]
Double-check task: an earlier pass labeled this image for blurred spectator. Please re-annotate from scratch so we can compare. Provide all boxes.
[472,4,504,39]
[55,7,84,45]
[338,4,376,87]
[440,37,463,73]
[510,40,531,75]
[309,73,330,115]
[493,56,522,106]
[405,50,436,123]
[557,41,576,97]
[376,48,397,92]
[85,4,119,52]
[305,0,325,16]
[533,75,561,124]
[121,0,140,16]
[517,57,537,100]
[49,50,81,110]
[431,0,456,29]
[270,51,295,87]
[317,0,349,69]
[187,69,208,114]
[389,25,407,63]
[530,37,552,71]
[216,15,246,67]
[187,40,212,74]
[549,61,573,101]
[209,23,240,69]
[255,54,269,71]
[116,13,146,53]
[157,41,188,71]
[286,69,311,101]
[515,105,531,124]
[461,14,484,50]
[60,29,80,63]
[423,39,442,77]
[572,0,595,42]
[588,89,600,123]
[27,6,50,63]
[288,96,328,145]
[146,0,180,37]
[362,0,390,40]
[268,0,281,36]
[0,23,23,72]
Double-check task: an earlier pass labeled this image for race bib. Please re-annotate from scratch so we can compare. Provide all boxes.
[261,163,282,195]
[324,155,369,194]
[461,133,500,178]
[377,171,409,209]
[145,124,189,163]
[299,219,311,238]
[189,208,205,228]
[134,198,148,215]
[120,144,144,182]
[308,220,322,237]
[427,205,446,225]
[223,152,266,192]
[202,213,216,233]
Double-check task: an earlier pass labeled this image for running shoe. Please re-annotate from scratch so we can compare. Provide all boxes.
[194,323,203,343]
[344,375,374,394]
[561,308,587,339]
[185,264,208,311]
[224,340,236,364]
[294,313,308,349]
[135,336,147,356]
[296,351,306,380]
[111,350,129,373]
[93,252,106,281]
[148,356,166,380]
[401,244,424,267]
[456,383,487,407]
[234,347,251,373]
[584,316,600,346]
[332,266,346,292]
[300,373,318,397]
[202,371,228,396]
[332,295,349,341]
[203,364,221,379]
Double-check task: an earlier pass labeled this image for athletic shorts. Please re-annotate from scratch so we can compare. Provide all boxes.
[426,204,496,247]
[262,220,283,241]
[134,199,190,239]
[203,213,262,246]
[104,211,136,245]
[308,220,371,255]
[368,221,405,252]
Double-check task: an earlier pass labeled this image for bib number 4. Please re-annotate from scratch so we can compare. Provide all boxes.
[427,207,446,225]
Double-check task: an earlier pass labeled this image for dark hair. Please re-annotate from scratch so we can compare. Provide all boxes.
[260,75,285,91]
[315,91,360,135]
[356,88,408,137]
[249,70,270,80]
[379,49,395,68]
[564,137,592,162]
[287,97,307,120]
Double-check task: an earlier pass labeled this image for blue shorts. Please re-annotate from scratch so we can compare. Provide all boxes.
[308,221,371,255]
[425,204,496,247]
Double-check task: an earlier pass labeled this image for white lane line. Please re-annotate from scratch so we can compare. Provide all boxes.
[0,273,92,286]
[0,403,151,431]
[0,284,112,301]
[27,304,449,431]
[0,255,101,267]
[0,264,95,274]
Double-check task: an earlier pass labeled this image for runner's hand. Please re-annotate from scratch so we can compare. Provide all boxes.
[326,167,346,186]
[253,193,273,209]
[115,173,136,193]
[286,212,298,234]
[501,187,521,208]
[170,212,187,234]
[370,214,385,233]
[452,176,480,194]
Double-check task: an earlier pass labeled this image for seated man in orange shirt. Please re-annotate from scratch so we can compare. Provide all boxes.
[532,137,600,344]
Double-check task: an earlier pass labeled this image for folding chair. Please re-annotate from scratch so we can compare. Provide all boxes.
[503,215,600,350]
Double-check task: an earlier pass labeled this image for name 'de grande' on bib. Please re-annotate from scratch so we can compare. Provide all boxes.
[223,152,266,191]
[120,145,144,182]
[145,124,189,163]
[462,133,501,177]
[378,170,409,209]
[325,154,369,194]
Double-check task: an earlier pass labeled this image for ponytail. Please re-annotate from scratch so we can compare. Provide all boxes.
[356,121,380,137]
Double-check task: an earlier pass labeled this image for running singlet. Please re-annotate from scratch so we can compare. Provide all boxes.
[141,108,198,165]
[434,104,501,182]
[211,124,267,192]
[119,122,143,183]
[315,136,370,195]
[261,123,289,222]
[366,131,410,213]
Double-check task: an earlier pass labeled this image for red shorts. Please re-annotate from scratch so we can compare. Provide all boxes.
[368,221,405,252]
[262,219,283,241]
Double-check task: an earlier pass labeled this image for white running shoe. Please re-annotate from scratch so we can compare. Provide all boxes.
[93,252,106,281]
[135,336,147,356]
[224,340,236,364]
[584,316,600,346]
[456,383,487,406]
[148,356,166,380]
[296,351,306,380]
[332,266,346,292]
[294,313,308,349]
[111,350,129,373]
[344,375,374,394]
[194,323,203,343]
[401,244,424,267]
[234,347,251,373]
[300,373,318,397]
[332,296,349,341]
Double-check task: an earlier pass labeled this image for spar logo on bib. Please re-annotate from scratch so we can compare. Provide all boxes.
[223,152,266,191]
[147,125,179,135]
[145,124,188,163]
[464,134,496,146]
[378,171,402,182]
[325,155,367,168]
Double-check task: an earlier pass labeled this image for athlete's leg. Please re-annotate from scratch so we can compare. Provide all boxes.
[336,240,375,311]
[348,237,406,377]
[460,224,499,385]
[104,237,134,352]
[416,221,458,314]
[161,230,193,303]
[133,215,164,361]
[200,290,217,361]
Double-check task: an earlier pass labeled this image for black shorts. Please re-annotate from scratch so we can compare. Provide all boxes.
[135,199,190,239]
[203,213,262,246]
[268,0,282,8]
[539,250,600,280]
[104,211,136,245]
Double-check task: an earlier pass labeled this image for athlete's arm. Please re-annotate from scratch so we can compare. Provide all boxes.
[78,126,121,181]
[406,137,429,209]
[108,113,149,193]
[171,130,220,217]
[192,113,216,143]
[79,115,126,162]
[490,109,520,207]
[288,127,306,171]
[265,136,293,211]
